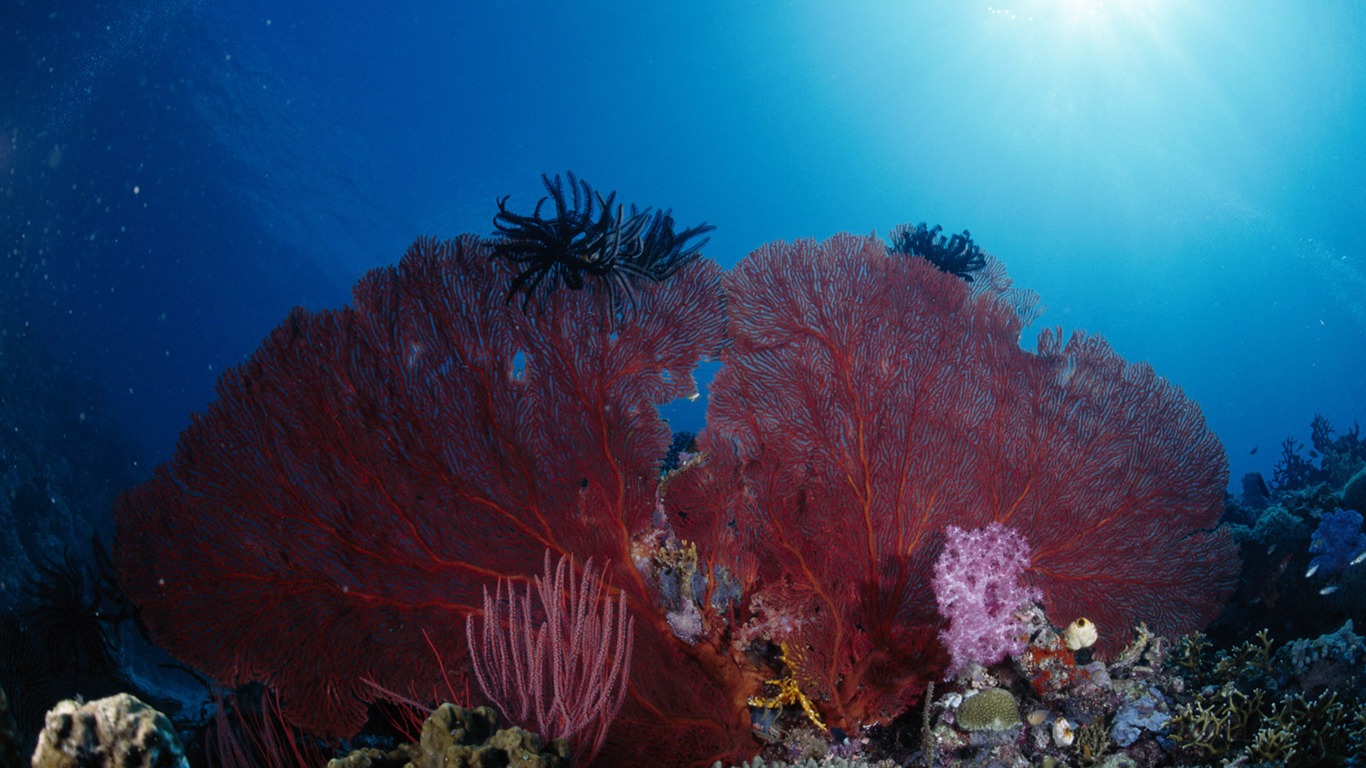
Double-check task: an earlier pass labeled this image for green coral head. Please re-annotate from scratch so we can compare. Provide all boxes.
[956,688,1021,732]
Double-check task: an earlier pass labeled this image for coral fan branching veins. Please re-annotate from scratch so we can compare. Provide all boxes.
[667,232,1237,732]
[113,186,1238,767]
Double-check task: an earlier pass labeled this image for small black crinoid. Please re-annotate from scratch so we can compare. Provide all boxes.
[888,222,987,282]
[19,539,131,679]
[491,172,714,310]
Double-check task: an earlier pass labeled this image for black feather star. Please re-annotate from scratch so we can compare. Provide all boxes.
[19,541,130,678]
[491,172,714,310]
[887,222,987,282]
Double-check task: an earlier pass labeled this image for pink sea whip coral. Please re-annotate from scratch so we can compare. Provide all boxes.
[466,550,634,766]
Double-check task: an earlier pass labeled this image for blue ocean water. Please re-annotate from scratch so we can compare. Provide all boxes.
[4,0,1362,482]
[2,0,1365,763]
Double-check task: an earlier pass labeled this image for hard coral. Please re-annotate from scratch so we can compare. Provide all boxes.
[954,688,1021,731]
[327,704,569,768]
[31,693,188,768]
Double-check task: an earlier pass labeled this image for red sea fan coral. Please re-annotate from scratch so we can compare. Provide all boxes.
[668,233,1237,731]
[114,235,742,757]
[116,222,1237,764]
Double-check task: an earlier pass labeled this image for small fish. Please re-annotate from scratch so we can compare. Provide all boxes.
[1352,550,1366,566]
[1305,562,1319,578]
[1320,584,1340,595]
[1250,446,1258,455]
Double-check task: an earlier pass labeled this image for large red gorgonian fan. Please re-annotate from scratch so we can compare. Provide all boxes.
[115,227,1237,764]
[115,235,757,767]
[667,233,1237,731]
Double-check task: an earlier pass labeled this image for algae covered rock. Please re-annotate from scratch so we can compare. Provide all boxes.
[326,747,407,768]
[328,703,568,768]
[30,693,187,768]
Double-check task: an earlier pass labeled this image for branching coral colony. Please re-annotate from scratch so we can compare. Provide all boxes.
[114,176,1240,767]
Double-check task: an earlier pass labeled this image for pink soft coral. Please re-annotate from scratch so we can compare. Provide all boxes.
[932,523,1042,677]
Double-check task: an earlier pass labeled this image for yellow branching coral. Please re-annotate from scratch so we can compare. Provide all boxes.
[747,643,826,731]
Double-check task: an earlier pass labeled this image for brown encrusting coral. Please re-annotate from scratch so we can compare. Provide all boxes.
[327,704,568,768]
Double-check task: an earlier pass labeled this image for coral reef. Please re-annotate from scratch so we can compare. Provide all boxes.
[1275,620,1366,697]
[1308,507,1366,577]
[1271,414,1366,493]
[30,693,187,768]
[113,190,1238,764]
[1311,415,1365,487]
[1272,436,1323,491]
[954,688,1021,731]
[1163,623,1366,766]
[907,608,1366,767]
[716,758,894,768]
[1218,417,1366,647]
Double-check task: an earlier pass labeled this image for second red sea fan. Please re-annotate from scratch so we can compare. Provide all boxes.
[113,235,738,753]
[668,233,1238,731]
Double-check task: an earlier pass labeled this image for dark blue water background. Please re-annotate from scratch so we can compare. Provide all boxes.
[3,0,1363,488]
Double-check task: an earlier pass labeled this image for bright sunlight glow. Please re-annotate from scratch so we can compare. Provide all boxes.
[979,1,1199,89]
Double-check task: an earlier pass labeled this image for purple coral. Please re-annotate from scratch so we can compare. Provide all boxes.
[933,523,1042,677]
